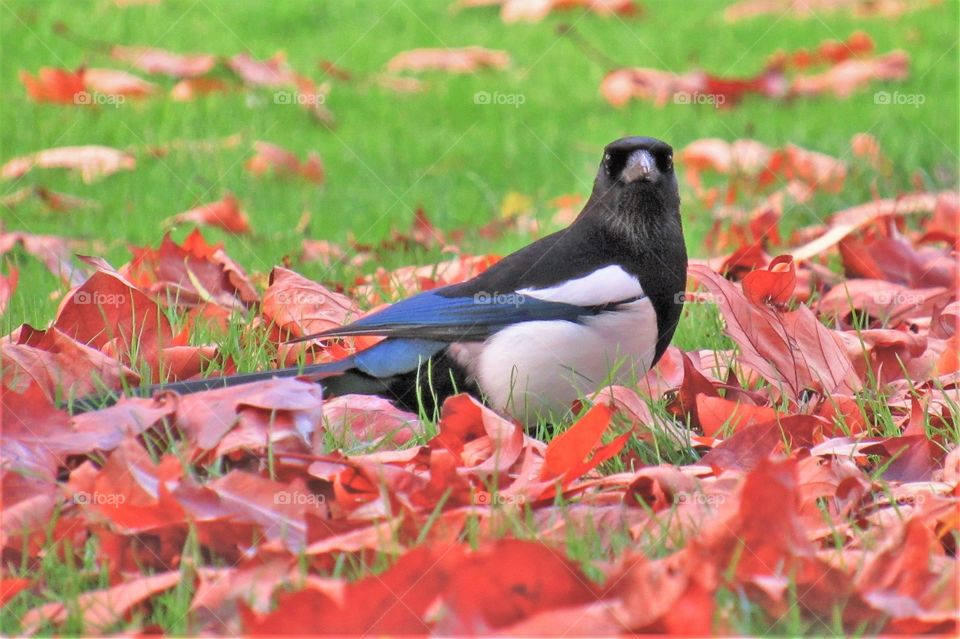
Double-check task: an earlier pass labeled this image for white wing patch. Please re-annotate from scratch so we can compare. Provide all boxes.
[517,265,645,306]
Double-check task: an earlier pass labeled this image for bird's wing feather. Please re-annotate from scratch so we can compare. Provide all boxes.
[350,338,448,377]
[309,289,599,342]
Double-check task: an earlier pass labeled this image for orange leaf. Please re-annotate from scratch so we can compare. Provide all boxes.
[541,404,612,481]
[742,254,796,307]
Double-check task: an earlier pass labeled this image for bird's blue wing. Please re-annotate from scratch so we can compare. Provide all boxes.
[312,288,594,342]
[350,338,447,377]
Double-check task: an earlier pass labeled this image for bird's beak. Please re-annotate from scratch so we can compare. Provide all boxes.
[621,149,657,183]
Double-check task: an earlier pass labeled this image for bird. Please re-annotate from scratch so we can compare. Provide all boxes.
[75,136,687,425]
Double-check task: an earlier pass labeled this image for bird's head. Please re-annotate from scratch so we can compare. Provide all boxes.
[590,136,680,226]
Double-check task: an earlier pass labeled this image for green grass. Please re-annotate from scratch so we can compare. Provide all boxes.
[2,0,958,635]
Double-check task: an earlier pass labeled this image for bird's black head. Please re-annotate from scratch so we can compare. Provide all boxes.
[586,136,681,235]
[597,136,676,191]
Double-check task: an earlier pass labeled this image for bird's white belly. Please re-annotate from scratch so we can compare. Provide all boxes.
[452,299,658,423]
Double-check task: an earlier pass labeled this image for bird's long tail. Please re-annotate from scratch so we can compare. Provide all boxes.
[68,357,376,414]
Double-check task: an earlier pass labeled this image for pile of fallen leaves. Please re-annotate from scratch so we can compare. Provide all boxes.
[2,125,958,634]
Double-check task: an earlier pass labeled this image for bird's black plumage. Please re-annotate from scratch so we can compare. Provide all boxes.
[71,136,686,423]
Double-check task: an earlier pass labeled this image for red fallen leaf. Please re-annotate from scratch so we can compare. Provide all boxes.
[165,192,251,234]
[69,438,189,534]
[839,229,957,290]
[495,600,627,636]
[772,31,874,70]
[815,394,867,436]
[0,384,110,485]
[767,143,847,192]
[110,45,217,77]
[725,0,939,21]
[611,550,715,634]
[170,76,230,101]
[742,254,797,307]
[0,265,17,314]
[432,394,525,474]
[262,266,361,340]
[83,67,156,97]
[172,378,323,455]
[697,457,815,575]
[19,67,85,103]
[680,137,773,180]
[936,337,959,375]
[600,64,786,109]
[541,404,613,483]
[458,0,637,23]
[442,539,601,631]
[0,578,31,605]
[856,518,959,633]
[790,191,949,261]
[1,324,139,399]
[0,185,100,212]
[67,395,176,454]
[300,238,351,267]
[818,279,951,327]
[123,229,258,309]
[322,395,420,447]
[191,560,295,633]
[0,479,60,558]
[245,545,451,634]
[838,327,936,383]
[20,570,181,634]
[860,435,943,482]
[376,73,426,93]
[245,141,324,183]
[156,343,218,381]
[850,131,889,172]
[386,47,511,73]
[623,465,701,512]
[921,191,959,247]
[207,471,327,552]
[355,254,499,303]
[0,145,135,183]
[699,415,822,472]
[54,265,174,368]
[790,50,909,98]
[228,52,296,87]
[689,263,861,400]
[695,395,782,438]
[289,74,335,126]
[0,231,88,286]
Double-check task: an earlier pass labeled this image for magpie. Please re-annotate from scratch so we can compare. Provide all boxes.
[74,137,686,424]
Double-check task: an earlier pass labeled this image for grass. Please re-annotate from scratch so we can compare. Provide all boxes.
[1,0,958,635]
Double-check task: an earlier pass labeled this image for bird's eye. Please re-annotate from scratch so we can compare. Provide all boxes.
[659,153,673,172]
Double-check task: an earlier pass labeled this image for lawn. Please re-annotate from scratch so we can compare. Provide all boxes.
[1,0,958,635]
